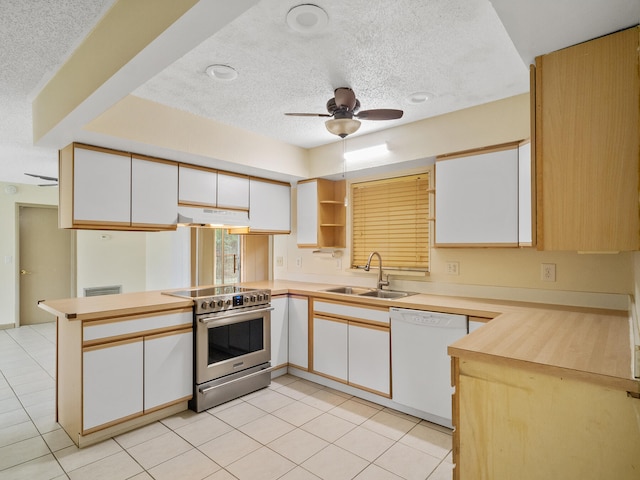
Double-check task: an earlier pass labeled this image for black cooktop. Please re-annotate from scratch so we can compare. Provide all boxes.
[166,285,257,298]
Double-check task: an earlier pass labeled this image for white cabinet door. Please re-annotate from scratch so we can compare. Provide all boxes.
[297,180,318,246]
[73,146,131,224]
[270,296,289,368]
[144,329,192,411]
[313,317,348,382]
[179,165,217,207]
[348,323,390,395]
[83,339,143,431]
[435,146,519,245]
[217,173,249,210]
[288,296,308,369]
[249,179,291,233]
[131,156,178,227]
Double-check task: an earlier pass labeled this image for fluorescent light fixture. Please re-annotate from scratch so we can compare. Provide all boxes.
[343,143,389,162]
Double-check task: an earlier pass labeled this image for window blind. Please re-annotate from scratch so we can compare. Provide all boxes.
[351,173,430,270]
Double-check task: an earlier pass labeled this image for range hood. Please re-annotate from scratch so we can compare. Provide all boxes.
[177,206,249,229]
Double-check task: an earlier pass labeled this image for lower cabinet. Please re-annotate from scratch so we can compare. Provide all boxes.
[83,339,144,432]
[144,329,193,412]
[312,299,391,397]
[313,317,348,381]
[71,308,193,442]
[271,296,289,369]
[288,296,309,370]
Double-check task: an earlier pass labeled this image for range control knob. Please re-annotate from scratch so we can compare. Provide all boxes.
[209,300,217,309]
[225,299,231,306]
[257,294,263,302]
[217,300,224,308]
[244,296,250,304]
[201,301,209,310]
[264,293,270,302]
[250,295,257,303]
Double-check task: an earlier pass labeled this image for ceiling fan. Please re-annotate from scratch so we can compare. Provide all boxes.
[285,87,403,138]
[24,173,58,186]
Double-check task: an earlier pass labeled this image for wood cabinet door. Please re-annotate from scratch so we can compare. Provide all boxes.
[131,156,178,228]
[296,180,318,246]
[179,165,217,207]
[536,26,639,251]
[288,296,308,369]
[82,339,143,432]
[73,146,131,225]
[348,323,390,396]
[249,179,291,233]
[313,316,348,382]
[270,296,289,369]
[144,329,192,412]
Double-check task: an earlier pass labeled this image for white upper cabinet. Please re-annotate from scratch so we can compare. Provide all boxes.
[435,143,520,246]
[247,178,291,234]
[71,145,131,226]
[217,173,250,210]
[178,165,217,207]
[297,180,318,246]
[131,155,178,228]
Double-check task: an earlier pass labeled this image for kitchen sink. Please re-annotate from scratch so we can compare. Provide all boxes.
[323,286,416,299]
[358,289,416,299]
[323,286,375,295]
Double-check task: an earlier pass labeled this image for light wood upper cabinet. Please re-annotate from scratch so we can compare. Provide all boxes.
[217,172,249,211]
[435,143,521,246]
[246,178,291,234]
[178,164,217,207]
[535,26,639,251]
[297,179,346,248]
[131,155,178,229]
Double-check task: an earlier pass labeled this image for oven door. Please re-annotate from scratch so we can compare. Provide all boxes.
[196,306,271,385]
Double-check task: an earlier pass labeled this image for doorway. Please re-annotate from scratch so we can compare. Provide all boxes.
[19,205,73,325]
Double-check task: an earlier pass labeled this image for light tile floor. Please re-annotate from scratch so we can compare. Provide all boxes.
[0,323,453,480]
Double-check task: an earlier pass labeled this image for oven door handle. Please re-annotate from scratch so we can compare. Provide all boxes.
[199,365,274,394]
[198,307,274,324]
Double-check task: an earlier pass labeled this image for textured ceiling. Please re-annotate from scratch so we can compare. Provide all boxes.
[1,0,638,185]
[132,0,529,149]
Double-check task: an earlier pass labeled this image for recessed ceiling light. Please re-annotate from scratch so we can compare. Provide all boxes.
[406,91,433,104]
[286,4,329,34]
[205,64,238,81]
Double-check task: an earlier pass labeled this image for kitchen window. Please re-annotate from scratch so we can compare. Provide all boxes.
[351,172,430,271]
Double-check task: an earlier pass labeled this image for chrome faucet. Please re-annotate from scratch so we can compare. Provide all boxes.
[364,251,390,290]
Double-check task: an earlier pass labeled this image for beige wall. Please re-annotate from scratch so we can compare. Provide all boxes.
[274,95,634,310]
[0,183,58,328]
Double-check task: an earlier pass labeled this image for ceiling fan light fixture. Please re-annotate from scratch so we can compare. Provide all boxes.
[286,4,328,34]
[205,64,238,81]
[325,118,361,138]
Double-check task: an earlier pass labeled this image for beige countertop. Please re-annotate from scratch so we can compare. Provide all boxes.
[38,279,638,394]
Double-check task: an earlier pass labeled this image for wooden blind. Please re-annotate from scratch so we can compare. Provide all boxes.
[351,173,430,270]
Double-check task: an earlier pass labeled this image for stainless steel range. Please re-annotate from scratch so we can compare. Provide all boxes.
[165,285,272,412]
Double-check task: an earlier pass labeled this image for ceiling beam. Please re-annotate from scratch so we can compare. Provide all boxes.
[32,0,259,148]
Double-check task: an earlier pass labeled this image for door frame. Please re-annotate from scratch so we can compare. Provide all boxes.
[16,203,76,327]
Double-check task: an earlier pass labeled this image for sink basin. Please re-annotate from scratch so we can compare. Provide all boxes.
[323,286,416,299]
[358,289,416,299]
[323,286,375,295]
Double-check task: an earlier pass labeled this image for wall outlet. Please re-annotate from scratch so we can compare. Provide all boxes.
[541,263,556,282]
[275,256,284,267]
[446,261,460,275]
[295,257,302,268]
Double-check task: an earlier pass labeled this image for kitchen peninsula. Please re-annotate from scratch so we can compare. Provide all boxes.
[39,279,639,479]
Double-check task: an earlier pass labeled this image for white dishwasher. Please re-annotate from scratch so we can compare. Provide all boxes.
[390,307,467,428]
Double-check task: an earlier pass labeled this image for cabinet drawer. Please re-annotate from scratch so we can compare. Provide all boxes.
[83,309,192,344]
[313,300,389,326]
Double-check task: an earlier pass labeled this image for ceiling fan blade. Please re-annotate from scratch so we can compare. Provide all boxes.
[334,88,357,110]
[355,109,404,120]
[38,183,58,187]
[285,113,332,117]
[25,173,59,182]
